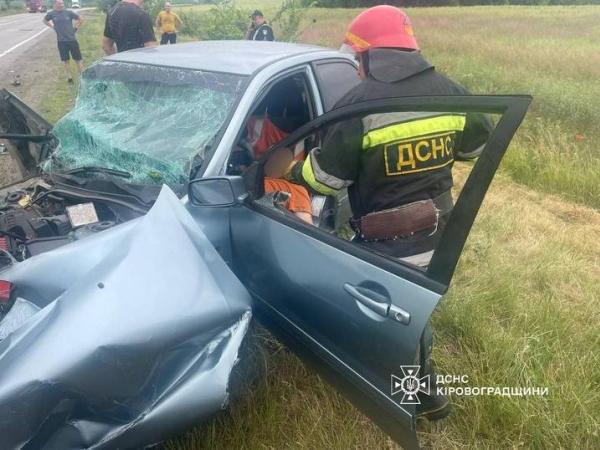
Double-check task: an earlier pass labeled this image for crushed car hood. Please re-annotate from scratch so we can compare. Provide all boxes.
[0,186,252,449]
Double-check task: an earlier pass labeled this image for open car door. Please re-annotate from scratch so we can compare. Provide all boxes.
[0,89,55,179]
[222,95,530,448]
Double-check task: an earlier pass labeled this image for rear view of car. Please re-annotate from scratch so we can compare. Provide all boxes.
[25,0,45,13]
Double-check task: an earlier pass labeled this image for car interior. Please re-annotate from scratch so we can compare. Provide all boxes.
[227,73,313,171]
[227,72,345,232]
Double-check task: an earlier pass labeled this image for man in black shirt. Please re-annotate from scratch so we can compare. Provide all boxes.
[102,0,157,55]
[43,0,84,84]
[245,10,274,41]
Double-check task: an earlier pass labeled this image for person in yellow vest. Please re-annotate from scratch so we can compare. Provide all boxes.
[155,2,183,45]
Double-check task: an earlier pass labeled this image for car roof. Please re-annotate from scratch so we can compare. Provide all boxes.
[104,41,335,76]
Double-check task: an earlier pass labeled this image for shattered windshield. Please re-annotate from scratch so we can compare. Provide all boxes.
[43,61,246,184]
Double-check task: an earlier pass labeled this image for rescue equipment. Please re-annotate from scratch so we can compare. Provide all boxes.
[343,6,419,53]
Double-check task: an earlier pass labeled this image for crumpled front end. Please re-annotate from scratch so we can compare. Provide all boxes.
[0,187,252,449]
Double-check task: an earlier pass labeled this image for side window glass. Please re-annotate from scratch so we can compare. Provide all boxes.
[313,61,360,112]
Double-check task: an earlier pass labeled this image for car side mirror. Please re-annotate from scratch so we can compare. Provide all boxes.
[188,176,247,207]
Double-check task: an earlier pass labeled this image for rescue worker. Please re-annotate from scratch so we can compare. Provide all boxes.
[245,10,274,41]
[286,5,492,420]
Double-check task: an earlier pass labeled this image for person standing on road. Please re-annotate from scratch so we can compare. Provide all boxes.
[102,0,157,55]
[245,10,274,41]
[43,0,84,84]
[286,6,492,421]
[155,2,183,45]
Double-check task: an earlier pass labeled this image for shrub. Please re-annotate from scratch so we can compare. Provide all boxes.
[271,0,307,42]
[179,0,308,42]
[178,2,248,40]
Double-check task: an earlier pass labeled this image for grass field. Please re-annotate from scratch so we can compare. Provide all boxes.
[39,5,600,449]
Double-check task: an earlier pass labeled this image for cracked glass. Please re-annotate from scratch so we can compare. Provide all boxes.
[44,61,246,184]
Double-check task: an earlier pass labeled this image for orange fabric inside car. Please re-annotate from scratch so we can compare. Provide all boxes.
[264,178,312,215]
[247,115,306,161]
[247,116,289,159]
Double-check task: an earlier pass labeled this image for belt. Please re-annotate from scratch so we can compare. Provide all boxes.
[430,190,454,216]
[352,191,453,242]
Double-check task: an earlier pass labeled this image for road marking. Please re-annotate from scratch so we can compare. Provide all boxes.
[0,19,22,26]
[0,26,49,59]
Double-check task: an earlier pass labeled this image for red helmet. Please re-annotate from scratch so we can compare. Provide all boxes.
[343,6,419,54]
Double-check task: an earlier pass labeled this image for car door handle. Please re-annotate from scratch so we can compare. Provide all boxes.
[343,283,410,325]
[344,283,389,316]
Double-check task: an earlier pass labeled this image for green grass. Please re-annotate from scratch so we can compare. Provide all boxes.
[38,6,600,449]
[0,7,23,16]
[175,0,284,14]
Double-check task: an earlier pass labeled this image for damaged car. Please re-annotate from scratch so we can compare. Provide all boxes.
[0,41,531,449]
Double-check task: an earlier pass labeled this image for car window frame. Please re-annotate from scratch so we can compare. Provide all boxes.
[311,58,360,112]
[190,73,252,179]
[244,95,531,293]
[223,64,319,175]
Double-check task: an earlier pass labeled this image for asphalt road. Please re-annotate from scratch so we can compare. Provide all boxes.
[0,12,51,80]
[0,12,54,185]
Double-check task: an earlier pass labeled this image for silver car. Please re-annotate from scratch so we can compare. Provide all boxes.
[0,41,530,449]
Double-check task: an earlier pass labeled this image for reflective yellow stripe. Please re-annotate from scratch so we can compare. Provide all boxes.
[362,115,466,150]
[301,156,339,196]
[345,32,370,51]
